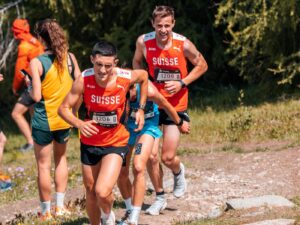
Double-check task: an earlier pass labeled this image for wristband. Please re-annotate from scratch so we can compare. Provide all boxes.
[138,103,146,111]
[179,80,186,88]
[177,117,184,127]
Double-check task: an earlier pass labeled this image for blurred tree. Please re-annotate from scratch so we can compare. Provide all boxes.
[215,0,300,85]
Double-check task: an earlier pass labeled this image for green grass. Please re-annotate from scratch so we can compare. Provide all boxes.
[1,133,82,205]
[2,85,300,224]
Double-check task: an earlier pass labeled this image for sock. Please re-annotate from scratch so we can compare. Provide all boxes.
[55,192,65,208]
[156,191,165,202]
[40,201,51,215]
[124,197,132,211]
[129,206,141,223]
[102,211,111,220]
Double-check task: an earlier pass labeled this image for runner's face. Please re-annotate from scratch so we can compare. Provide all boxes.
[91,54,117,82]
[152,16,175,44]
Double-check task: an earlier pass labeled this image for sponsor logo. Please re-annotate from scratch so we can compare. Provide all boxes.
[173,46,181,52]
[117,84,125,91]
[148,47,156,51]
[87,84,95,89]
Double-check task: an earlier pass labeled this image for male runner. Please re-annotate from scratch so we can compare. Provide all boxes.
[132,5,208,215]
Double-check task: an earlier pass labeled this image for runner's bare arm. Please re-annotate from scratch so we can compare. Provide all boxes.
[164,39,208,94]
[148,82,190,134]
[130,69,148,131]
[68,53,82,115]
[68,52,81,79]
[132,35,146,69]
[182,39,208,86]
[29,58,43,102]
[58,76,99,137]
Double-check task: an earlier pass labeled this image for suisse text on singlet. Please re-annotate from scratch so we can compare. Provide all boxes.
[91,95,120,104]
[152,57,179,66]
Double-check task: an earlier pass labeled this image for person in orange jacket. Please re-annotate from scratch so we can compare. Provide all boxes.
[11,18,44,152]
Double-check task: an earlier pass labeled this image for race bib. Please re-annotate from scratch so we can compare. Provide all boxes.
[92,111,118,127]
[154,68,181,83]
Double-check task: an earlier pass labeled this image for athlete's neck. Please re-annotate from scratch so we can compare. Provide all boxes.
[156,36,172,50]
[95,75,117,89]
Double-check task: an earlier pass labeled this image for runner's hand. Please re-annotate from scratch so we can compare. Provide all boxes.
[164,81,182,95]
[24,75,31,87]
[78,120,99,137]
[134,109,145,132]
[0,74,3,82]
[179,121,190,134]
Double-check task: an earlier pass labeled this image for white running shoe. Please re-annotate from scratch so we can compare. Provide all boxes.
[145,196,167,216]
[102,211,115,225]
[173,163,187,198]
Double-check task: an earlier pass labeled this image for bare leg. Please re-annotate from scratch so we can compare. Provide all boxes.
[147,138,163,192]
[0,132,7,171]
[132,134,153,206]
[161,125,181,173]
[117,147,133,200]
[82,163,101,225]
[53,141,68,193]
[34,142,52,201]
[11,103,33,145]
[96,153,123,214]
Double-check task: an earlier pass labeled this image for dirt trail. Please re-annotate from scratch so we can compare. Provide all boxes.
[1,145,300,224]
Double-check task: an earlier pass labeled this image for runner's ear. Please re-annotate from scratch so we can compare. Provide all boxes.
[90,55,94,64]
[114,58,119,66]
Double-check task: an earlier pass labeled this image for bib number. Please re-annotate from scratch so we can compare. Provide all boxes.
[92,111,118,127]
[154,68,181,83]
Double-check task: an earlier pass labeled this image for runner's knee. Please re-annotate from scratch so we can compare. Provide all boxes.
[148,153,159,164]
[133,162,146,177]
[95,186,112,199]
[161,154,175,167]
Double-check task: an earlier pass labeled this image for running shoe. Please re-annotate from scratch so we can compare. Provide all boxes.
[173,162,187,198]
[39,211,53,221]
[102,211,115,225]
[145,196,167,216]
[19,143,33,152]
[54,206,71,216]
[0,175,12,192]
[0,180,12,192]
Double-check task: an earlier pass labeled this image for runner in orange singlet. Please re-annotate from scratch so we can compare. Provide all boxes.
[132,5,208,215]
[58,40,148,225]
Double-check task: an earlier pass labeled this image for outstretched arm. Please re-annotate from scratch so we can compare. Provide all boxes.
[148,82,190,134]
[164,39,208,95]
[130,69,148,132]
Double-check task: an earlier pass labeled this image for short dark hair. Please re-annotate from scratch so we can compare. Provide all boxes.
[91,40,117,57]
[152,5,175,21]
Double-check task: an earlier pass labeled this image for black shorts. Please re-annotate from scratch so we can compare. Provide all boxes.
[17,90,35,107]
[32,128,71,146]
[159,109,190,126]
[80,142,129,166]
